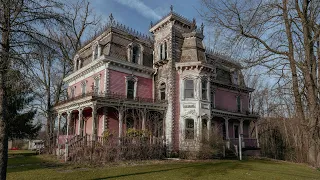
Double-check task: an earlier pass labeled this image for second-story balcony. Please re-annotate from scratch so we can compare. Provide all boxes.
[55,90,167,110]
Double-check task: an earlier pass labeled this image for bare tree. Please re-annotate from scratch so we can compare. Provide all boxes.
[201,0,320,167]
[0,0,67,178]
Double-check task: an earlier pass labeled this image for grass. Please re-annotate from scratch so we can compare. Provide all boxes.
[7,150,320,180]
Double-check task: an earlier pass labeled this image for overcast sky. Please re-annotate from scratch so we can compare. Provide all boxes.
[90,0,204,34]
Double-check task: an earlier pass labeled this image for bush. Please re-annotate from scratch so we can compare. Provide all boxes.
[198,128,225,159]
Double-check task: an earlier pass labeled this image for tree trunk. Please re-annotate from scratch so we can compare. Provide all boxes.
[0,1,10,179]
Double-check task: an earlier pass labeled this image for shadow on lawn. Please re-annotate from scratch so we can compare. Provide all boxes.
[7,154,62,173]
[92,161,247,180]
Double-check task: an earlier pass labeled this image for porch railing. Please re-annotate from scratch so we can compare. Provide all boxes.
[213,106,259,115]
[56,91,167,106]
[229,138,258,148]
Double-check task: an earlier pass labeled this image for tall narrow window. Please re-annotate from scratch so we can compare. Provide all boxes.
[127,80,135,99]
[94,78,100,94]
[160,83,166,100]
[70,87,75,98]
[184,80,194,98]
[132,46,139,63]
[160,44,163,60]
[202,80,208,100]
[237,95,241,112]
[81,82,86,96]
[185,119,195,139]
[233,71,239,85]
[164,42,167,59]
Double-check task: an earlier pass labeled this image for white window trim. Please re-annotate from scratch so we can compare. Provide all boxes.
[158,81,167,100]
[185,118,195,140]
[127,43,144,65]
[94,74,101,94]
[184,79,195,100]
[200,77,209,101]
[81,81,87,95]
[125,75,138,98]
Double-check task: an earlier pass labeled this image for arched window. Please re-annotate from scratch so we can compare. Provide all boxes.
[127,80,135,99]
[202,79,208,100]
[132,46,139,63]
[185,118,195,139]
[184,79,194,98]
[159,83,166,100]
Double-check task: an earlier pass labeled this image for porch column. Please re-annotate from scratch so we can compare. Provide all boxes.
[91,106,97,141]
[142,109,146,131]
[254,121,260,147]
[78,108,83,136]
[66,112,71,137]
[118,108,124,138]
[224,117,230,148]
[57,114,61,157]
[206,118,210,139]
[239,119,244,135]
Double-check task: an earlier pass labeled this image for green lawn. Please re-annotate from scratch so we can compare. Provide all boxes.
[7,150,320,180]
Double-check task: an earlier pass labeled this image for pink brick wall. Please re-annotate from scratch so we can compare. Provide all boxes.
[215,88,249,113]
[109,69,152,99]
[68,70,105,97]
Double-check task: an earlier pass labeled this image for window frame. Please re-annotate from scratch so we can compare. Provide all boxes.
[81,81,86,96]
[127,80,135,99]
[201,79,208,100]
[132,45,139,63]
[185,118,195,140]
[184,79,194,99]
[159,83,166,100]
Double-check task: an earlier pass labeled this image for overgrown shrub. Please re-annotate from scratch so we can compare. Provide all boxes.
[198,127,225,159]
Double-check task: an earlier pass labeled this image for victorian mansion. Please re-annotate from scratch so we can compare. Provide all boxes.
[54,9,259,155]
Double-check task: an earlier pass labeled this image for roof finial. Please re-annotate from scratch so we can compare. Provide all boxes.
[170,5,173,12]
[200,23,204,34]
[150,21,153,28]
[109,13,115,24]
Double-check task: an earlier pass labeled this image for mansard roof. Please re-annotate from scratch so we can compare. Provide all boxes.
[79,18,153,53]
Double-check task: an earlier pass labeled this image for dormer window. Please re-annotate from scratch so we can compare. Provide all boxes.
[132,45,139,63]
[128,43,143,64]
[233,71,239,85]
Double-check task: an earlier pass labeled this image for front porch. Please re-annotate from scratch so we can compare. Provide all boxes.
[54,91,167,159]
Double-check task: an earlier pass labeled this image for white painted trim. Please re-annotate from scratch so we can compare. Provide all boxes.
[108,64,152,79]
